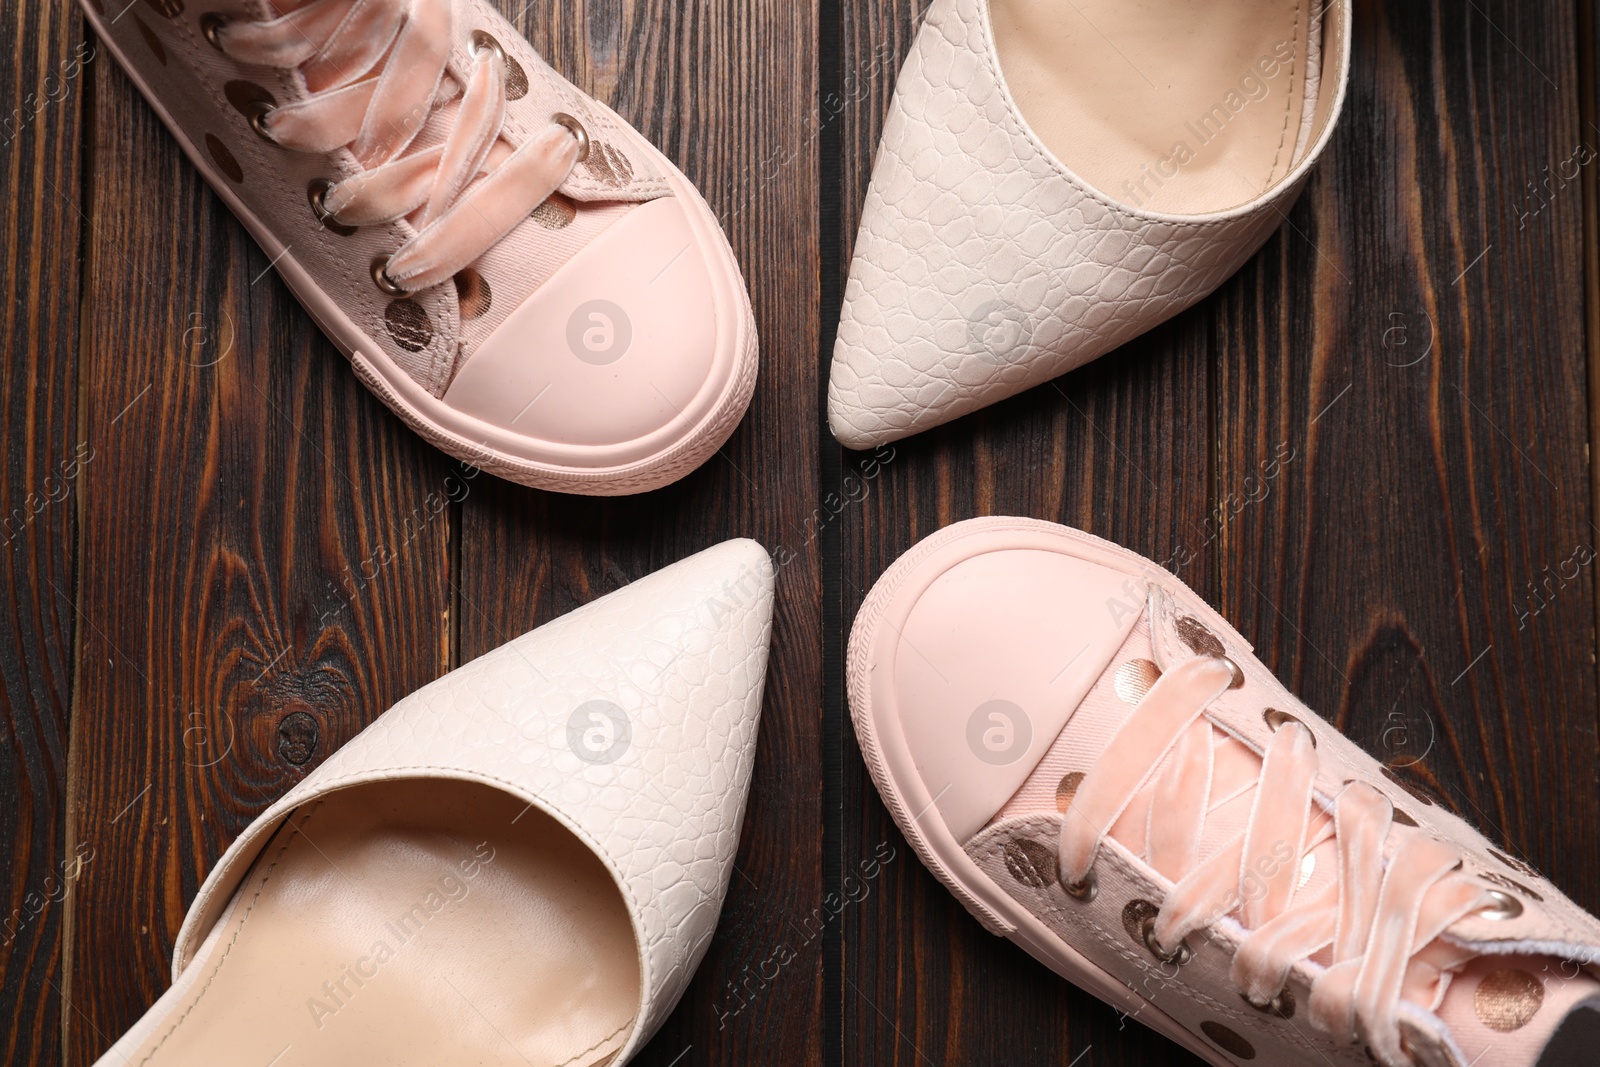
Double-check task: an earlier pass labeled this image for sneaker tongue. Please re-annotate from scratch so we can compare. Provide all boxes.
[1430,956,1600,1067]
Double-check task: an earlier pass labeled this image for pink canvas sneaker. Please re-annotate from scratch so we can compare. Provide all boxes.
[850,517,1600,1067]
[85,0,758,495]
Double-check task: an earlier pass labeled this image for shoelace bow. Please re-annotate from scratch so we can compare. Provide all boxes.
[211,0,585,294]
[1058,656,1501,1066]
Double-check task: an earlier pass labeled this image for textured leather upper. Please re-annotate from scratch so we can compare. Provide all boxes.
[828,0,1352,448]
[169,540,776,1059]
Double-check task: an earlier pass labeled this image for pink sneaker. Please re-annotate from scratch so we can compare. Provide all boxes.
[84,0,758,495]
[850,517,1600,1067]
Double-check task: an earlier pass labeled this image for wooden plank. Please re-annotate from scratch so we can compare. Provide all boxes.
[0,3,85,1064]
[64,31,454,1066]
[1214,0,1600,913]
[455,2,823,1065]
[834,5,1216,1066]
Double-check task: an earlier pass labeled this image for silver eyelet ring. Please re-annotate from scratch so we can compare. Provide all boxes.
[551,112,590,162]
[307,179,357,236]
[1262,708,1316,747]
[1139,915,1193,966]
[244,100,276,142]
[1217,655,1246,689]
[1059,865,1098,902]
[370,256,411,297]
[1477,888,1524,921]
[200,12,229,50]
[469,29,505,62]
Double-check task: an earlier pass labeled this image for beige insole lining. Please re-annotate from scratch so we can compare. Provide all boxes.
[107,780,640,1067]
[989,0,1320,214]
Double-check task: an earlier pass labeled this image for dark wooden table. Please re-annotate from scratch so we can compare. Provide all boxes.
[3,1,1598,1064]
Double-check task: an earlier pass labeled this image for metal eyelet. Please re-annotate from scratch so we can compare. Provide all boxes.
[1262,708,1316,746]
[469,29,505,62]
[1217,655,1246,689]
[370,256,411,297]
[244,99,275,142]
[1060,865,1098,902]
[200,12,229,50]
[551,112,590,162]
[1139,913,1193,966]
[307,180,357,236]
[1477,888,1524,921]
[1241,988,1295,1019]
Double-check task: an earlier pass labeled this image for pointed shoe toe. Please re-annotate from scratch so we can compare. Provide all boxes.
[830,0,1353,447]
[92,540,775,1067]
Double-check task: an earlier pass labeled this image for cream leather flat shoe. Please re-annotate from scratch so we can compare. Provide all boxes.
[92,540,774,1066]
[850,517,1600,1067]
[84,0,758,495]
[829,0,1351,448]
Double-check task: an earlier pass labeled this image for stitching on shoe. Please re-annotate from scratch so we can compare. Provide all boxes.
[133,793,641,1064]
[550,1017,633,1067]
[1268,0,1305,186]
[972,819,1376,1062]
[966,0,1257,230]
[130,799,327,1066]
[164,7,459,395]
[972,825,1367,1063]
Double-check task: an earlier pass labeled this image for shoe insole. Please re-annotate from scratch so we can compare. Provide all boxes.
[989,0,1320,214]
[102,780,640,1067]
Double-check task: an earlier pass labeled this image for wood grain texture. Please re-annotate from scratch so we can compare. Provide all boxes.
[833,3,1215,1065]
[835,1,1600,1066]
[0,3,85,1065]
[454,2,824,1065]
[1214,0,1600,907]
[63,17,454,1064]
[0,0,1596,1064]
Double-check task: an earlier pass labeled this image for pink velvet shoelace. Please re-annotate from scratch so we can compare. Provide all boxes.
[212,0,584,294]
[1058,656,1501,1065]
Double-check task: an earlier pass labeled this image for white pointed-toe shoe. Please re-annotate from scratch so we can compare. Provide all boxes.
[92,540,774,1066]
[829,0,1352,448]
